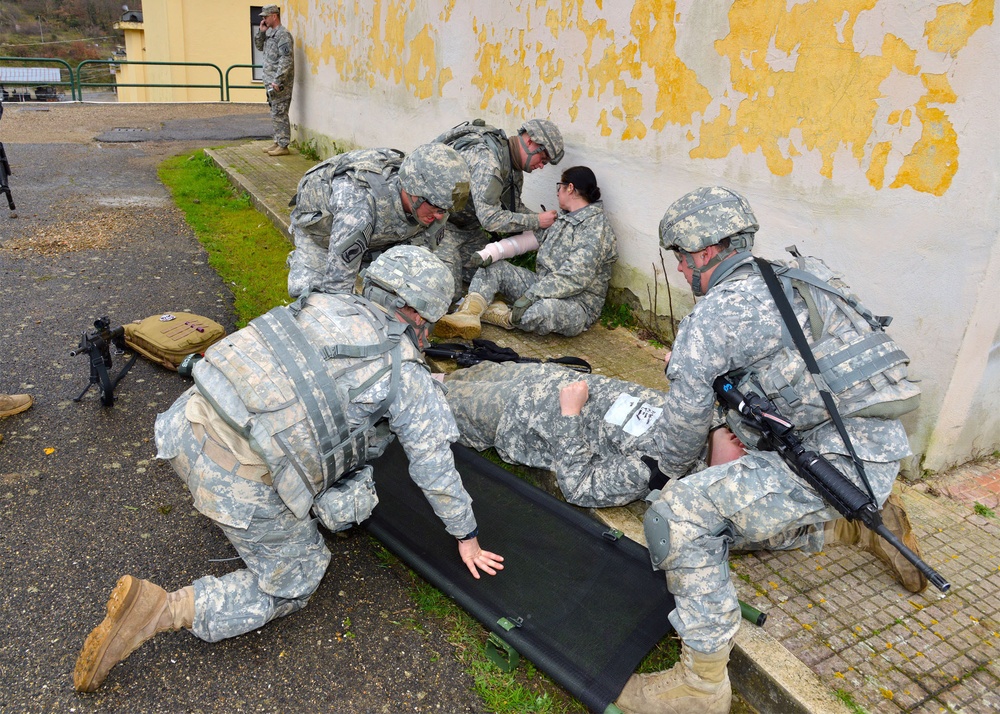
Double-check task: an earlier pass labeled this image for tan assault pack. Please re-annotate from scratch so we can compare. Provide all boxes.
[124,312,226,371]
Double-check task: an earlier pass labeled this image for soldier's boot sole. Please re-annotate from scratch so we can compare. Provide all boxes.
[73,575,168,692]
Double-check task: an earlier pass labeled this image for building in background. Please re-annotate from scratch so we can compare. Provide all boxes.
[113,1,267,103]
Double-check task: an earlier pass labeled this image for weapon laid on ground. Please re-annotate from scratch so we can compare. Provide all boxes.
[713,375,950,593]
[70,317,137,406]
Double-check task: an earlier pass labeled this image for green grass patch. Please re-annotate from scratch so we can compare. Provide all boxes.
[834,688,869,714]
[600,301,638,330]
[973,502,996,518]
[157,150,292,327]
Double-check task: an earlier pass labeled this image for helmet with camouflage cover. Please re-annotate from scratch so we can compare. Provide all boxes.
[659,186,758,254]
[519,118,564,166]
[398,143,471,212]
[360,245,454,322]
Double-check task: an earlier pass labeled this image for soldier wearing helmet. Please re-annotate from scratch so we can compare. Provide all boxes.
[431,118,565,300]
[604,187,924,714]
[73,245,503,693]
[287,142,471,297]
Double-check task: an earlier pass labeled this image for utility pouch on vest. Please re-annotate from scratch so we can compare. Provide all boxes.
[313,464,379,532]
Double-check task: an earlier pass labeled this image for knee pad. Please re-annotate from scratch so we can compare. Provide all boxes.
[644,499,673,569]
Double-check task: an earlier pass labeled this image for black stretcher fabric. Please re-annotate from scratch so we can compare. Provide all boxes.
[366,441,675,713]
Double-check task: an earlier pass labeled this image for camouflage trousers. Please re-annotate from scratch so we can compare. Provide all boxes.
[646,451,898,653]
[469,261,591,337]
[268,91,292,148]
[430,226,491,302]
[154,390,332,643]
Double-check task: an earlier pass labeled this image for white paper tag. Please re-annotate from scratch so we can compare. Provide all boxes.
[604,393,641,425]
[623,403,663,436]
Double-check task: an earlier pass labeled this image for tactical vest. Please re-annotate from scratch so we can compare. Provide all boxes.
[435,120,517,226]
[292,148,404,251]
[724,250,920,436]
[191,292,420,519]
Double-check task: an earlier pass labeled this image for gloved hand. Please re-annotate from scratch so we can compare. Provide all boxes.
[470,253,492,269]
[511,296,534,324]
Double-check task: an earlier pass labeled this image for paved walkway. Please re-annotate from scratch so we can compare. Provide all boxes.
[207,142,1000,714]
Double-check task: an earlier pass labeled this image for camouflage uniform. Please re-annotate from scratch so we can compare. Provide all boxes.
[153,292,477,642]
[287,150,442,296]
[468,201,618,336]
[645,266,910,654]
[432,124,540,299]
[446,361,669,507]
[255,23,294,148]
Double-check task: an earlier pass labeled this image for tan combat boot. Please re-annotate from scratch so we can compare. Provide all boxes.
[617,639,733,714]
[433,293,488,339]
[481,300,514,330]
[823,492,927,593]
[74,575,195,692]
[262,142,279,153]
[0,393,33,418]
[267,145,290,156]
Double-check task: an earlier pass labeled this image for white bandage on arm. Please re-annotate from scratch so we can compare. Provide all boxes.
[475,231,539,264]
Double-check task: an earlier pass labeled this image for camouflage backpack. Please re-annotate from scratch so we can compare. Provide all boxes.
[290,148,405,239]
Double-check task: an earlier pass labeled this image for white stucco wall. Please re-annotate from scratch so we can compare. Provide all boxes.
[284,0,999,473]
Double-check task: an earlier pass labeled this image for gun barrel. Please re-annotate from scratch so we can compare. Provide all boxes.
[873,523,950,593]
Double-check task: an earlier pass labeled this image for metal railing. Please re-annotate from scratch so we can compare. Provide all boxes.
[224,64,265,101]
[0,57,266,103]
[0,57,77,101]
[77,59,227,100]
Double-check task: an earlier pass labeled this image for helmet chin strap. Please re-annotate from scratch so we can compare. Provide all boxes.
[683,248,734,297]
[393,307,431,349]
[512,134,542,173]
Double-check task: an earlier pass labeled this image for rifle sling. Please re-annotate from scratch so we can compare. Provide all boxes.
[754,258,878,504]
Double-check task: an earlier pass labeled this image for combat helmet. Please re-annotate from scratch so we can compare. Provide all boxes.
[361,245,454,323]
[398,143,471,212]
[519,119,564,168]
[660,187,759,297]
[659,186,758,254]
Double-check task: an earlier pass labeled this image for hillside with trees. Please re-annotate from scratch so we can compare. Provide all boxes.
[0,0,133,65]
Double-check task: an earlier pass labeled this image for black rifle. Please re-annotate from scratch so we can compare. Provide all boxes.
[425,339,591,373]
[713,375,949,593]
[70,317,137,406]
[0,100,14,211]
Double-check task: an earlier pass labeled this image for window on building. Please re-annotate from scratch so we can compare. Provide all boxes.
[250,6,265,82]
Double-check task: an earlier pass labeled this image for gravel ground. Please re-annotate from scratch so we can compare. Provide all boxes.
[0,102,488,713]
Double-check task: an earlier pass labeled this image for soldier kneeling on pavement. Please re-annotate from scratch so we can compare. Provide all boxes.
[73,246,503,693]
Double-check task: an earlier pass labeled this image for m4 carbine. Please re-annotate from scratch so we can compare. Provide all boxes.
[713,375,949,593]
[70,317,136,406]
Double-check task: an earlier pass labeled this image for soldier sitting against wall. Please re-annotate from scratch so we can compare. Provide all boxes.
[433,165,618,339]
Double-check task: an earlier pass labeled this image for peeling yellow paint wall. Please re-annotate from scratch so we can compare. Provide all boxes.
[295,0,990,194]
[292,0,999,469]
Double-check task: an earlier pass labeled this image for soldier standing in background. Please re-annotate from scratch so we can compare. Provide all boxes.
[255,4,294,156]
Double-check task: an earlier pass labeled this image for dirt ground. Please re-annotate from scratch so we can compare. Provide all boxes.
[1,101,269,144]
